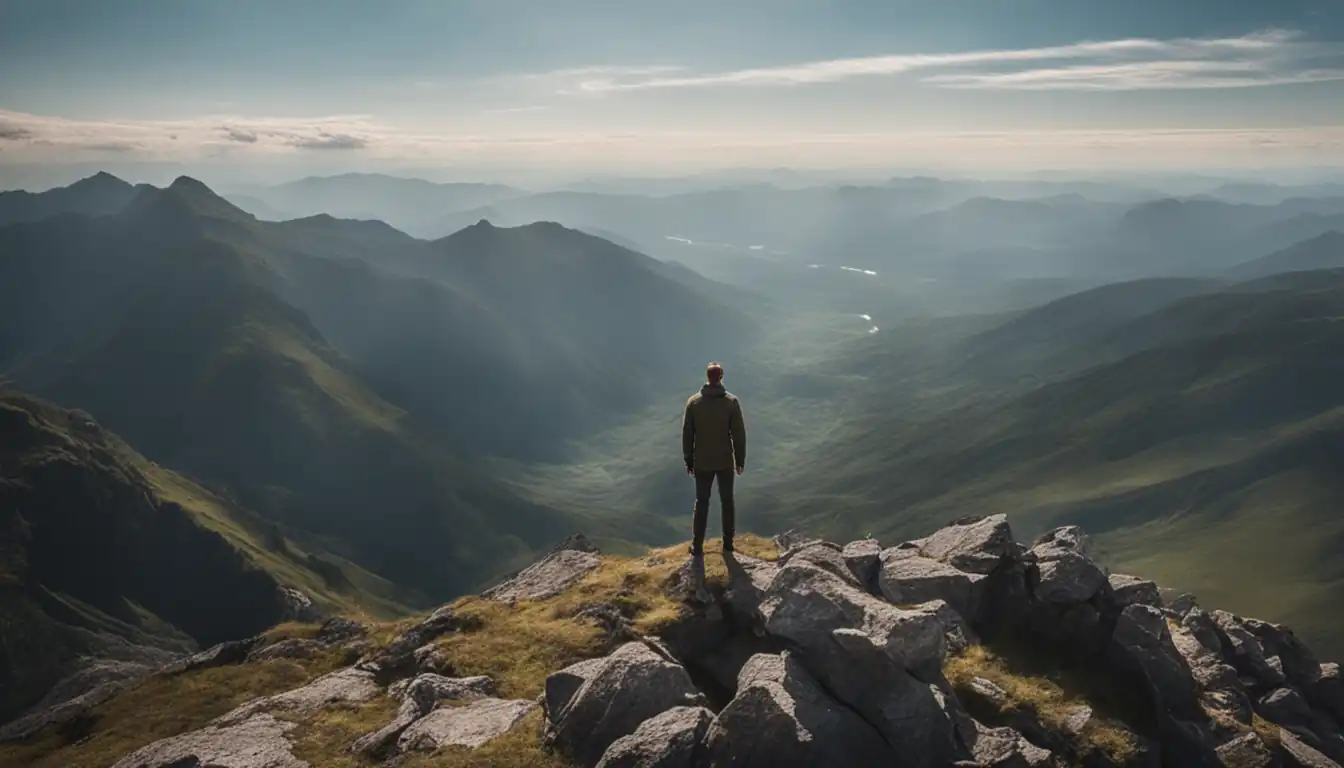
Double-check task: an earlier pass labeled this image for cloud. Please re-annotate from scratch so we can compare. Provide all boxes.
[1,108,1341,171]
[222,126,259,143]
[551,29,1344,92]
[0,123,33,140]
[286,132,367,150]
[482,105,548,114]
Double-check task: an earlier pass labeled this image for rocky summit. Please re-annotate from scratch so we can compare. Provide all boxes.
[4,516,1342,768]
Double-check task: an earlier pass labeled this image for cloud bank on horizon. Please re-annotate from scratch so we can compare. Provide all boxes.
[2,0,1343,178]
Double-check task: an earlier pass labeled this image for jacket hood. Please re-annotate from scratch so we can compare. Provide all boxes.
[700,383,728,398]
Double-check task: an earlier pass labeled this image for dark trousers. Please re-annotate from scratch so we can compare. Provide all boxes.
[692,469,735,551]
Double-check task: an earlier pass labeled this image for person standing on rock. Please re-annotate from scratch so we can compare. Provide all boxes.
[682,361,746,557]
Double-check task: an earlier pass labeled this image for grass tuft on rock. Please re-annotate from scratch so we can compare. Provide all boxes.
[946,644,1143,765]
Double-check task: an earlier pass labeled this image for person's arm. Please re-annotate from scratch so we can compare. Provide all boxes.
[731,399,747,471]
[681,399,695,473]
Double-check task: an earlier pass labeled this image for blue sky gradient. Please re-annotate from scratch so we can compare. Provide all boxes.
[2,0,1343,181]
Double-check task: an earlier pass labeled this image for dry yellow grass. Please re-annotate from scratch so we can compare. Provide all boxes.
[0,655,346,768]
[946,645,1141,765]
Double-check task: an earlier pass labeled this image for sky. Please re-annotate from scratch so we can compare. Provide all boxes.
[3,0,1344,187]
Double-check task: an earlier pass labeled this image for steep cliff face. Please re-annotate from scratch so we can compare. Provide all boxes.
[6,518,1342,767]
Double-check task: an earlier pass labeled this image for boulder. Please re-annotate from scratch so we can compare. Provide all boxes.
[918,515,1016,575]
[1215,732,1277,768]
[1244,619,1322,690]
[1212,611,1287,688]
[816,628,965,766]
[1109,574,1162,608]
[397,697,536,751]
[358,605,474,681]
[1309,663,1344,726]
[166,636,263,674]
[913,599,978,653]
[773,529,820,553]
[704,652,895,766]
[545,642,705,766]
[1028,528,1107,605]
[1258,687,1317,732]
[966,721,1055,768]
[276,586,320,623]
[778,541,864,588]
[1,677,139,743]
[316,617,369,644]
[841,538,882,588]
[543,657,608,721]
[596,706,713,768]
[1279,727,1343,768]
[759,560,947,679]
[483,548,601,603]
[879,551,983,620]
[356,673,500,757]
[722,554,779,626]
[1111,604,1201,719]
[217,667,379,725]
[111,713,305,768]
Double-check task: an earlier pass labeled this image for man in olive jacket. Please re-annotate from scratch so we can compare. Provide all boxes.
[682,361,746,556]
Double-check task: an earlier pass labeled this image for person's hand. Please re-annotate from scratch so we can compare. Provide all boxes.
[736,466,745,476]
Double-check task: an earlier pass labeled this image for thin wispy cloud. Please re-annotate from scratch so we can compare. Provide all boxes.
[552,29,1344,93]
[2,109,1342,170]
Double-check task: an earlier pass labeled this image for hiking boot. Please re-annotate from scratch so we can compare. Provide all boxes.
[722,540,734,555]
[688,545,704,558]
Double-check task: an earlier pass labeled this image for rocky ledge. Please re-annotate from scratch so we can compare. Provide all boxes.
[8,518,1343,767]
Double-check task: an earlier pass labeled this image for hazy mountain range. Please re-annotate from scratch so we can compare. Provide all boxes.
[2,170,1344,724]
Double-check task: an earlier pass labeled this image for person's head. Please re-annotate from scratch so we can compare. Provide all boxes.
[706,361,724,385]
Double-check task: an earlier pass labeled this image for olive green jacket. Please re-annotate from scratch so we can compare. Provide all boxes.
[682,384,746,472]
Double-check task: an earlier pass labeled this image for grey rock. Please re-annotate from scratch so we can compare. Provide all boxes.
[357,606,473,681]
[818,628,965,767]
[597,706,713,768]
[778,540,864,588]
[968,676,1011,710]
[704,652,895,766]
[1212,611,1287,687]
[722,554,779,626]
[919,515,1017,575]
[772,529,820,553]
[316,617,368,644]
[412,642,452,675]
[553,533,600,554]
[1168,593,1200,617]
[1109,574,1162,608]
[1112,604,1200,718]
[914,599,978,653]
[277,586,320,623]
[879,551,983,620]
[111,713,306,768]
[246,638,326,663]
[1183,608,1225,657]
[545,642,705,766]
[1309,663,1344,726]
[165,636,263,675]
[397,697,536,751]
[1244,619,1322,690]
[543,657,608,721]
[483,548,600,603]
[1259,687,1316,731]
[1280,728,1343,768]
[758,560,947,679]
[967,721,1055,768]
[1215,732,1277,768]
[1028,528,1107,605]
[841,538,882,588]
[217,667,379,725]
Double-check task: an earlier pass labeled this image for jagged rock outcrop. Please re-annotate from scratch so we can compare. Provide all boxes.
[75,521,1342,768]
[545,641,707,765]
[703,652,895,766]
